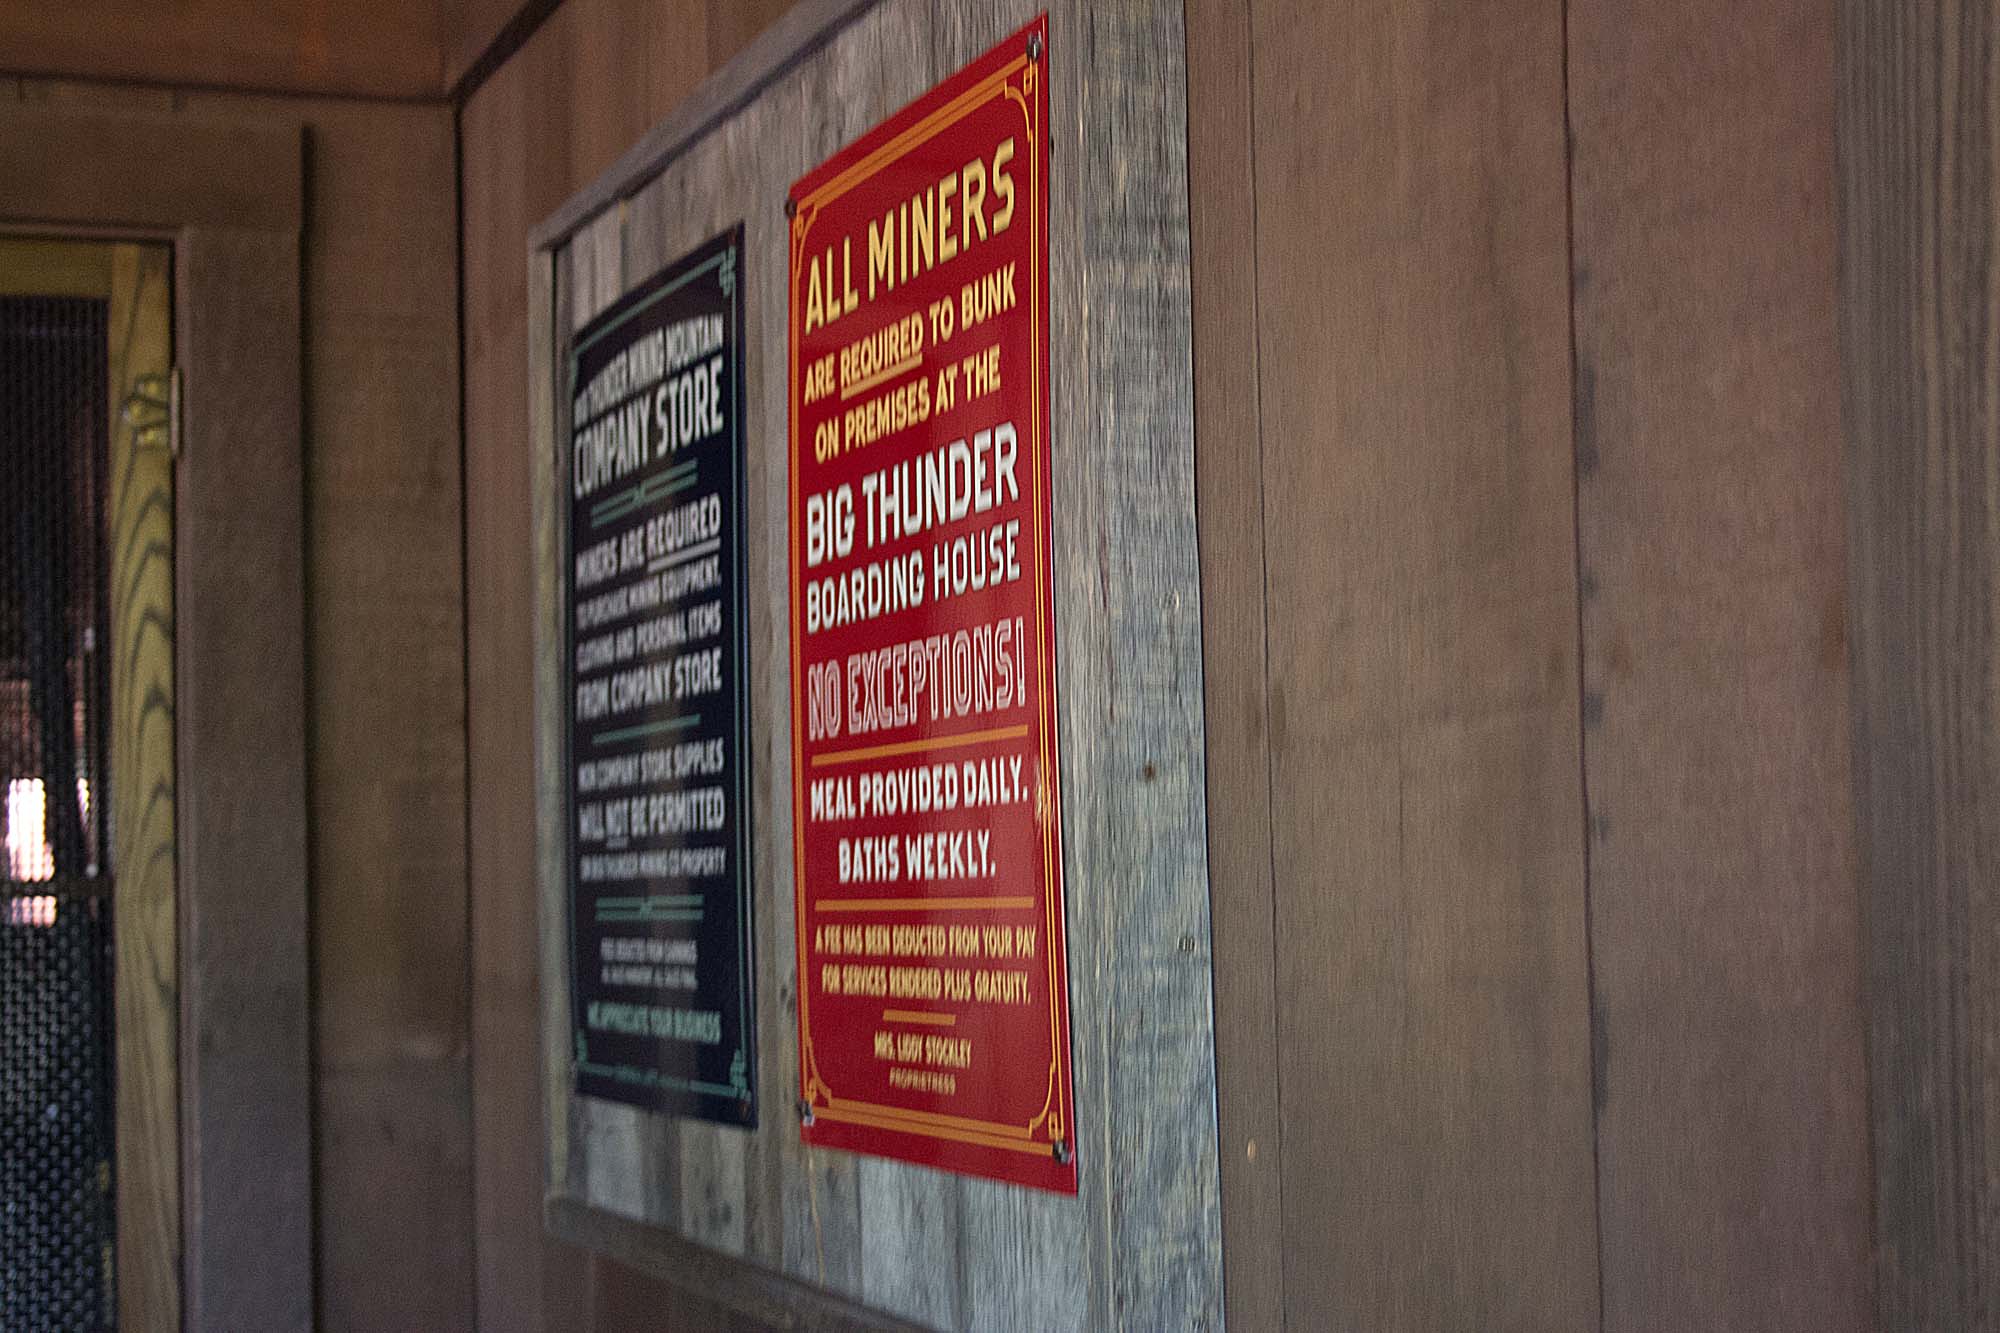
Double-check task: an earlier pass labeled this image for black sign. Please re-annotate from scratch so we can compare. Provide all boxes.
[566,227,754,1125]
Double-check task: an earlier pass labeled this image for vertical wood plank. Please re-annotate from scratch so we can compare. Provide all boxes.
[106,239,179,1333]
[1839,1,2000,1325]
[855,1156,962,1330]
[726,70,807,1280]
[1183,0,1284,1326]
[1567,3,1873,1326]
[534,240,570,1208]
[1055,3,1224,1326]
[176,222,313,1333]
[1246,0,1600,1325]
[643,0,716,126]
[734,58,876,1296]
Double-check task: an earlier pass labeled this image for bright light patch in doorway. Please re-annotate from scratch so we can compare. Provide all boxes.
[6,777,54,882]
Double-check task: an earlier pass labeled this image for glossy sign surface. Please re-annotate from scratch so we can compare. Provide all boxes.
[568,228,756,1125]
[787,15,1074,1193]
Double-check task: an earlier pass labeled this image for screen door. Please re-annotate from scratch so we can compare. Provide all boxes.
[2,238,174,1333]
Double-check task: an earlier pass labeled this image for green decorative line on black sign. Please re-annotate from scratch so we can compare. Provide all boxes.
[590,458,699,529]
[591,713,700,747]
[576,1061,747,1102]
[572,250,728,360]
[595,907,704,925]
[596,894,703,909]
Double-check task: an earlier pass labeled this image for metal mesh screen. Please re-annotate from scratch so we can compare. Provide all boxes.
[4,296,110,883]
[2,294,117,1331]
[1,890,113,1330]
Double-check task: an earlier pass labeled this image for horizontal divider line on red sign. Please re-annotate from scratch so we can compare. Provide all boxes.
[816,896,1034,913]
[809,722,1029,768]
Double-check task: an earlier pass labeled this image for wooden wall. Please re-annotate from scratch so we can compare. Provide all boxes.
[1193,0,1884,1327]
[1194,0,1600,1324]
[6,79,472,1331]
[460,3,791,1329]
[8,0,1988,1327]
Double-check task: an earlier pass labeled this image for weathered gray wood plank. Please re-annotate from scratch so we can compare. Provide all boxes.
[532,241,571,1205]
[1053,3,1223,1327]
[730,68,809,1279]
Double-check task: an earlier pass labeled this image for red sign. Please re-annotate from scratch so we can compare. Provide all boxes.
[787,15,1074,1194]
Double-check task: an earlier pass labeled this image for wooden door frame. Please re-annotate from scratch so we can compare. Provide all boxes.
[0,103,313,1331]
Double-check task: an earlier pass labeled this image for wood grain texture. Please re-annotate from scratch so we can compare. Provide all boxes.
[175,222,313,1333]
[0,0,451,100]
[104,240,179,1333]
[728,73,810,1283]
[706,0,800,81]
[1566,3,1873,1326]
[1838,1,2000,1325]
[447,0,797,101]
[1183,1,1284,1327]
[1046,2,1224,1325]
[1245,0,1600,1325]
